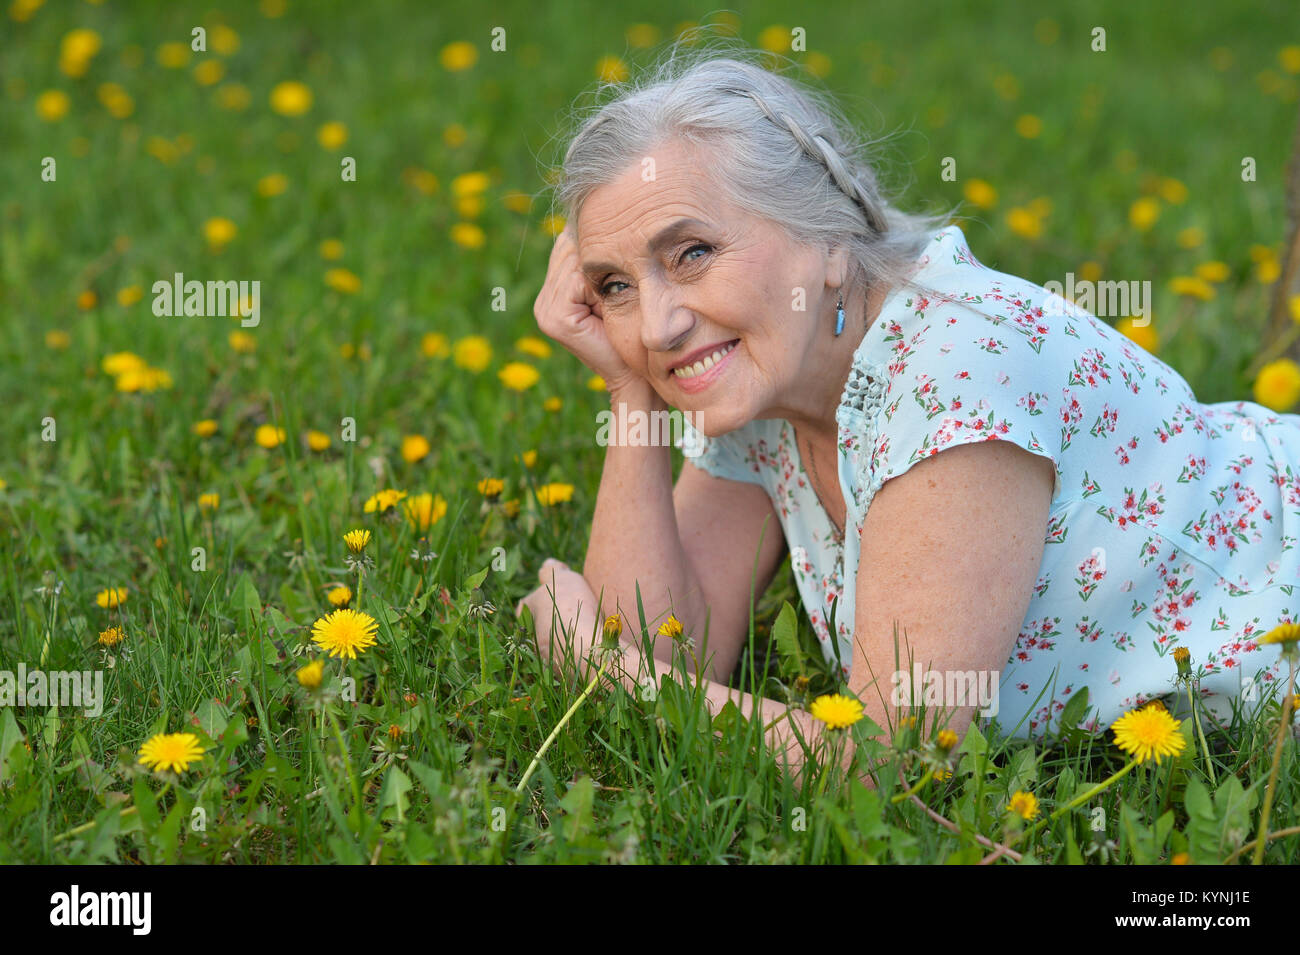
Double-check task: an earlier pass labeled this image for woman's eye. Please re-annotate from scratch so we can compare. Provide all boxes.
[599,244,711,298]
[678,243,711,265]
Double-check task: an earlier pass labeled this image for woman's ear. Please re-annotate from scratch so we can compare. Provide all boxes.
[825,242,851,292]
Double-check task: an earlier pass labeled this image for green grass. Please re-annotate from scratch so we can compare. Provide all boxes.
[2,0,1299,863]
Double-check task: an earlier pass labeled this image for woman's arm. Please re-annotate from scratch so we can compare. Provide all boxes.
[526,438,1055,787]
[582,376,787,681]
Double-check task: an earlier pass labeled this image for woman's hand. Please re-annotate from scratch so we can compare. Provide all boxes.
[516,558,606,678]
[533,221,641,394]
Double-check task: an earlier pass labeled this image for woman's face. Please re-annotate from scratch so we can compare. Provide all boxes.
[576,138,842,436]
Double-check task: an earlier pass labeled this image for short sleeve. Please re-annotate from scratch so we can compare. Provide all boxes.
[862,299,1067,505]
[680,418,766,487]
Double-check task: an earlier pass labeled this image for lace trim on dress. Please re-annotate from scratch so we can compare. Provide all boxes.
[835,350,889,513]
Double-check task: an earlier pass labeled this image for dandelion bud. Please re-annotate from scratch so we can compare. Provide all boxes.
[602,613,623,648]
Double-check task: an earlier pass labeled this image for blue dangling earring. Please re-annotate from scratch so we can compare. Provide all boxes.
[834,292,845,336]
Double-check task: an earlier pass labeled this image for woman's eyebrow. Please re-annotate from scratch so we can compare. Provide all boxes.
[580,217,712,278]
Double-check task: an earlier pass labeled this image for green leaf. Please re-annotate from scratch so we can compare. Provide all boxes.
[772,601,805,678]
[231,573,262,614]
[464,565,489,592]
[559,774,595,843]
[1057,685,1090,734]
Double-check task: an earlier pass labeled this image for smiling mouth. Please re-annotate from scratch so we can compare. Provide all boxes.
[671,340,739,379]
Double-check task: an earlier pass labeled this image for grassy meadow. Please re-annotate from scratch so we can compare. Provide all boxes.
[2,0,1300,864]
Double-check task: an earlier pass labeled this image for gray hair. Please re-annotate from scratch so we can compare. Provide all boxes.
[548,34,959,308]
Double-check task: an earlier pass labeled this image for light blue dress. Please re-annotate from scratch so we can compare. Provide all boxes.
[684,225,1300,739]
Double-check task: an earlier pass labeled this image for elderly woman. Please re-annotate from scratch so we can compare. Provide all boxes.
[517,48,1298,780]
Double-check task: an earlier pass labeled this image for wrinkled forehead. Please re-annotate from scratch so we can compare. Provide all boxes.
[574,138,730,245]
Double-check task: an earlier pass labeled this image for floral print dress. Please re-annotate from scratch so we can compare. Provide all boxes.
[684,225,1300,739]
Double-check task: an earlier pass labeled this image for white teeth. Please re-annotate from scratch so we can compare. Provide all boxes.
[674,342,736,379]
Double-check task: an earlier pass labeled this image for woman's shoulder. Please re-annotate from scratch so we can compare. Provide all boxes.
[845,226,1199,499]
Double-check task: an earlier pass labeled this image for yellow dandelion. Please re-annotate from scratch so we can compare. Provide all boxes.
[35,89,70,122]
[450,171,490,198]
[210,23,239,55]
[521,450,538,469]
[1111,703,1186,765]
[444,123,467,147]
[596,55,629,83]
[809,693,865,730]
[1257,258,1281,284]
[254,423,286,448]
[1006,207,1042,239]
[1259,622,1300,646]
[96,587,128,609]
[311,608,378,660]
[324,268,361,294]
[318,238,344,260]
[498,361,540,391]
[269,80,312,116]
[543,396,562,412]
[77,290,98,310]
[1128,197,1160,232]
[45,330,70,349]
[503,499,520,518]
[477,477,504,498]
[1115,317,1158,354]
[198,492,220,511]
[363,489,407,514]
[453,335,492,372]
[204,217,237,248]
[137,732,205,774]
[503,191,533,214]
[193,419,218,438]
[1015,114,1042,139]
[296,658,324,689]
[440,41,478,71]
[515,336,552,359]
[257,173,288,198]
[215,82,251,111]
[229,330,256,353]
[116,285,143,307]
[1254,359,1300,412]
[962,178,997,210]
[602,613,623,640]
[626,23,660,48]
[316,121,348,149]
[343,528,371,553]
[156,42,190,68]
[421,332,450,358]
[1007,790,1039,820]
[450,222,486,249]
[586,375,607,391]
[401,434,431,463]
[403,492,447,531]
[193,59,225,86]
[1176,226,1205,249]
[1169,276,1215,301]
[1158,177,1188,204]
[327,585,352,608]
[1195,260,1231,283]
[535,482,574,507]
[936,729,959,750]
[98,626,126,647]
[657,615,684,640]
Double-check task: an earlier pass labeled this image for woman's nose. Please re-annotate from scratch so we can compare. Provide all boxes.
[640,286,696,353]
